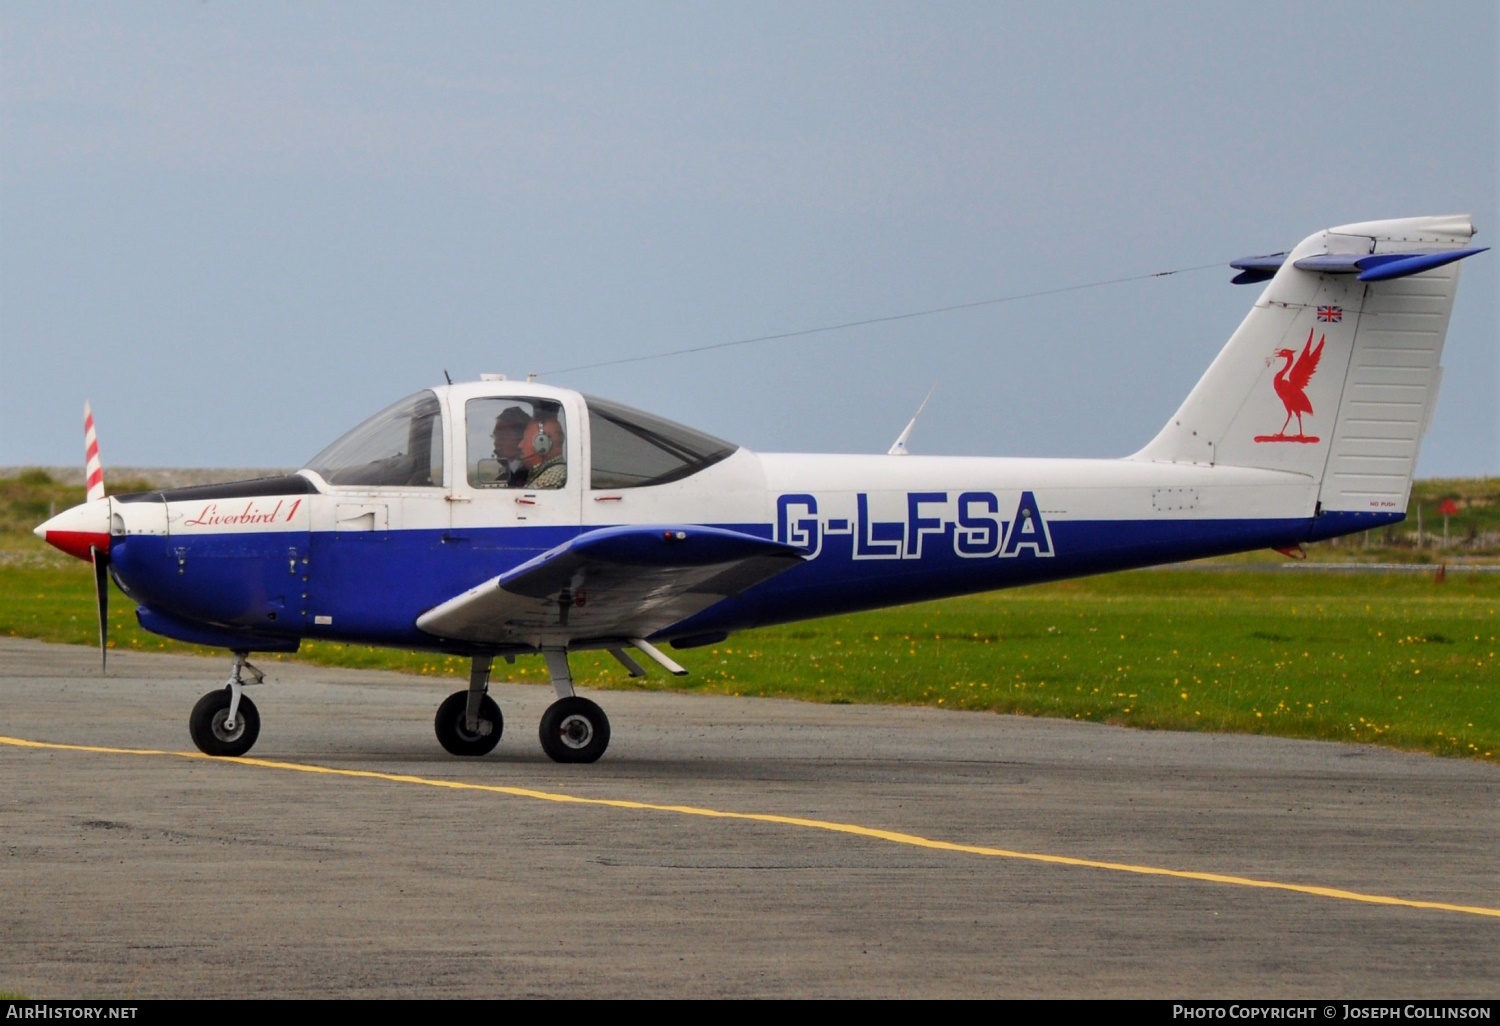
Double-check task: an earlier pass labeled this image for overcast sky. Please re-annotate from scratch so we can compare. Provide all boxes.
[2,2,1494,475]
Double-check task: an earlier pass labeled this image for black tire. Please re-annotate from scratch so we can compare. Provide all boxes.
[189,688,261,757]
[434,690,503,756]
[539,697,610,763]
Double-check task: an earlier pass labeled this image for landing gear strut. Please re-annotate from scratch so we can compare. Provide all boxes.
[435,655,503,756]
[538,649,610,763]
[188,651,263,757]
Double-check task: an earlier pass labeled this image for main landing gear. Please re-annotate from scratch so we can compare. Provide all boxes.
[435,649,615,763]
[537,651,610,763]
[434,656,504,756]
[188,651,263,757]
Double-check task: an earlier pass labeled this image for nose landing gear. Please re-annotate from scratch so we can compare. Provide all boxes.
[188,652,263,757]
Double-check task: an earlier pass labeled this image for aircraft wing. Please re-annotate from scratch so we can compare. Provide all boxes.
[415,525,806,647]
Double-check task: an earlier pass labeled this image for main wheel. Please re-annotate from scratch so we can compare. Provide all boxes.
[189,688,261,757]
[434,690,503,756]
[539,697,610,763]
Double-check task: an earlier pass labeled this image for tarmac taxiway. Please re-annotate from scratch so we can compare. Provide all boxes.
[1,637,1495,998]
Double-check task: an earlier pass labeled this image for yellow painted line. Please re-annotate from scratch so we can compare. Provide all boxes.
[5,733,1498,920]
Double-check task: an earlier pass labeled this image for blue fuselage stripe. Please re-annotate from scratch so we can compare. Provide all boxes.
[110,510,1399,652]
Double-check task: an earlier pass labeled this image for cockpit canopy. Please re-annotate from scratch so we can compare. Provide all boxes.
[303,388,738,490]
[305,391,446,488]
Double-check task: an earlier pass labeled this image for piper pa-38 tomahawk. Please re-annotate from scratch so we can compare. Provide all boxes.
[36,214,1487,763]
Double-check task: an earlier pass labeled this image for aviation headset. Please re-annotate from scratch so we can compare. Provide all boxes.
[528,418,555,457]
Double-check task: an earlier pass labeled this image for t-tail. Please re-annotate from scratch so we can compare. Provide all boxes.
[1133,214,1485,526]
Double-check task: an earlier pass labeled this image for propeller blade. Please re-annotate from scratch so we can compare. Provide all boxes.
[84,401,106,502]
[90,545,109,671]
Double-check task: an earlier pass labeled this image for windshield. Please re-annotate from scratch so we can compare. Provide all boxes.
[584,395,737,489]
[304,391,446,487]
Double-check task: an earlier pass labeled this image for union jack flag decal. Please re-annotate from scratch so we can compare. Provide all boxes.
[1317,305,1342,323]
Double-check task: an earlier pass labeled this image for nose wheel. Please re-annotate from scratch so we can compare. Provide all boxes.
[189,652,263,757]
[189,688,261,756]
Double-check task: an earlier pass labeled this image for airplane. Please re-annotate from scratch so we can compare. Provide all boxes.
[34,214,1487,763]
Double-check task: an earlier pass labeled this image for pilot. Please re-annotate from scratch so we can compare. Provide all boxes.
[519,414,567,488]
[489,406,532,486]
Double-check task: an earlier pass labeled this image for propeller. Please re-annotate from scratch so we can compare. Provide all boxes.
[85,401,109,670]
[91,545,110,670]
[33,400,113,670]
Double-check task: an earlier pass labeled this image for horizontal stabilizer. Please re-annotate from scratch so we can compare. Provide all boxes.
[1232,247,1487,283]
[1229,253,1287,285]
[416,525,806,648]
[1351,248,1489,282]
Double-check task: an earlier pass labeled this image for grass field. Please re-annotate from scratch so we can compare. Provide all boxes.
[4,559,1494,763]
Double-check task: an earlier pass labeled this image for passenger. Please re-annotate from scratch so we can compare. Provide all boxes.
[519,414,567,488]
[489,406,531,486]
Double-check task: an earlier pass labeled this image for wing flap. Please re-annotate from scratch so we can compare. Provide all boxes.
[416,525,805,647]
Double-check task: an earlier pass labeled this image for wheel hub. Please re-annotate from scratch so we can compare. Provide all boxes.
[210,710,246,743]
[558,714,593,749]
[455,716,493,742]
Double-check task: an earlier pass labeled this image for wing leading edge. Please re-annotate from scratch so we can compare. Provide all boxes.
[415,525,807,648]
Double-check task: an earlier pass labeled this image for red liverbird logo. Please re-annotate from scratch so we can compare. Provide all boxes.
[1255,328,1325,444]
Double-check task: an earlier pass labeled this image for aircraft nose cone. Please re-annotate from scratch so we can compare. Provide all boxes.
[36,498,112,562]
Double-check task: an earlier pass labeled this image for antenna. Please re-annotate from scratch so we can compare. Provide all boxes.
[887,383,938,456]
[443,369,453,385]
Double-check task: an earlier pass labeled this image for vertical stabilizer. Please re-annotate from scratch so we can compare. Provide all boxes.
[1133,215,1479,514]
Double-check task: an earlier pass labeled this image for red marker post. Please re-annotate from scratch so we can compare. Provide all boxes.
[1436,498,1460,549]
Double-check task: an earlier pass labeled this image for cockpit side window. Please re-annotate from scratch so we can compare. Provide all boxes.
[304,391,445,488]
[584,395,737,489]
[466,398,568,489]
